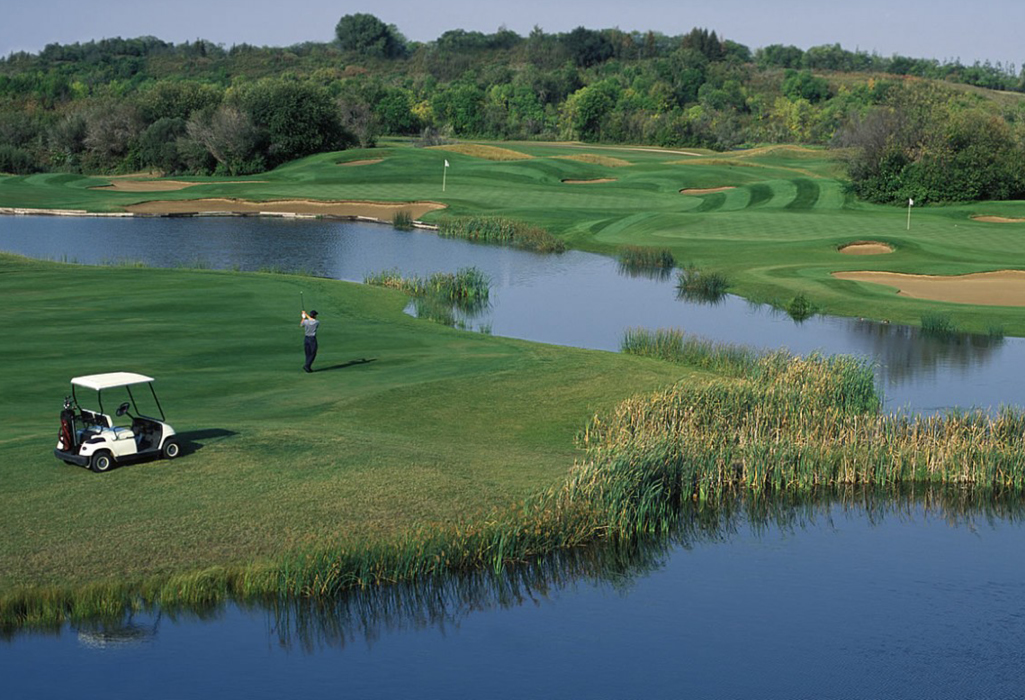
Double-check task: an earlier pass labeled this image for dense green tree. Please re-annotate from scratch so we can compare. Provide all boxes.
[782,69,830,103]
[682,28,724,62]
[562,27,614,68]
[137,81,223,123]
[755,44,805,69]
[137,117,189,173]
[228,79,350,167]
[0,145,38,173]
[186,105,265,175]
[564,79,620,140]
[375,87,421,135]
[81,101,143,171]
[833,83,1025,203]
[433,82,487,134]
[335,14,407,59]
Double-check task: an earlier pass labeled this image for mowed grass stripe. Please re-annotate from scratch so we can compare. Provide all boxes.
[745,183,774,208]
[785,179,821,210]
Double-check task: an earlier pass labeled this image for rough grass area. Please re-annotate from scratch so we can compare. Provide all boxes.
[429,144,533,160]
[554,154,632,167]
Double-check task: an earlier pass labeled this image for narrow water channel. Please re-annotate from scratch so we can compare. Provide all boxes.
[4,216,1025,699]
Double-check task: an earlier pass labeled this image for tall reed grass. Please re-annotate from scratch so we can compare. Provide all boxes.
[364,267,489,309]
[621,327,762,377]
[617,246,676,275]
[437,217,565,253]
[921,312,958,337]
[676,266,729,302]
[392,210,414,231]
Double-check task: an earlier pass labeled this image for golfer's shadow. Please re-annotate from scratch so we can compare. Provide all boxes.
[175,428,237,457]
[315,358,378,372]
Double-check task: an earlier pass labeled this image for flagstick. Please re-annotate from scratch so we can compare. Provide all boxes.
[443,160,448,192]
[907,198,913,231]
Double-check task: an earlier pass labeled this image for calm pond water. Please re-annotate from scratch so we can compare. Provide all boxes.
[4,216,1025,698]
[0,215,1018,412]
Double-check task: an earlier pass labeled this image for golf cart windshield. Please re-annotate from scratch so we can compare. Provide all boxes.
[70,372,166,421]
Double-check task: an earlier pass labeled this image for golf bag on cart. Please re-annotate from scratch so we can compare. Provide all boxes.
[58,397,79,453]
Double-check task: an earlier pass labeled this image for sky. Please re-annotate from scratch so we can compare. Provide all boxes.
[3,0,1022,67]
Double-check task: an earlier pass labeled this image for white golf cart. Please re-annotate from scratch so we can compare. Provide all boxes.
[55,372,180,473]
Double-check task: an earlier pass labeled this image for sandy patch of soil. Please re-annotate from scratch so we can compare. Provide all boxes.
[429,144,533,161]
[93,180,267,192]
[972,216,1025,223]
[832,270,1025,307]
[839,241,894,255]
[554,154,632,167]
[680,186,736,195]
[562,178,617,184]
[123,198,446,220]
[338,159,383,167]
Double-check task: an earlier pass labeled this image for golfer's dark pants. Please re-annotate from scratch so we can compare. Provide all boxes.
[304,336,318,370]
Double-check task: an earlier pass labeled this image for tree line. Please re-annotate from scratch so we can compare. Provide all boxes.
[1,15,1024,203]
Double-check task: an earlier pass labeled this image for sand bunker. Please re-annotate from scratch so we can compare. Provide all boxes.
[833,270,1025,307]
[429,144,533,161]
[92,180,267,192]
[839,241,894,256]
[562,178,616,184]
[554,154,632,167]
[972,216,1025,223]
[123,198,446,220]
[680,186,736,195]
[338,159,383,167]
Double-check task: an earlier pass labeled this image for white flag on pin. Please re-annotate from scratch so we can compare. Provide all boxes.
[909,198,914,206]
[445,160,450,167]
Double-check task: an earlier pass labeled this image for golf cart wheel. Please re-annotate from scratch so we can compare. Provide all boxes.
[162,441,181,460]
[90,451,114,473]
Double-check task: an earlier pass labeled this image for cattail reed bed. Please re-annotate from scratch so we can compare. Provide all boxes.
[437,216,565,253]
[617,246,676,278]
[5,341,1025,634]
[587,345,1025,497]
[676,266,730,303]
[364,267,490,315]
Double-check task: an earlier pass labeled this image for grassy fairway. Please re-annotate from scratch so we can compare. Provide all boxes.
[4,141,1025,334]
[0,254,690,590]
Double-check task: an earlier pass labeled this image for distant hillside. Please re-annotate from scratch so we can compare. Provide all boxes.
[1,17,1024,203]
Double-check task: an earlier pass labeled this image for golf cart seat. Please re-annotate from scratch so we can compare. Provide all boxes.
[81,409,112,428]
[111,427,135,441]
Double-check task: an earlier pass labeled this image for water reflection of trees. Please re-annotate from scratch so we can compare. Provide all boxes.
[841,318,1004,385]
[265,486,1025,652]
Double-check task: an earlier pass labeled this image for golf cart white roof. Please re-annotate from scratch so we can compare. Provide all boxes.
[71,372,155,391]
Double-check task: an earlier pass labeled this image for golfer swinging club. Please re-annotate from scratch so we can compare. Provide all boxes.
[300,308,319,373]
